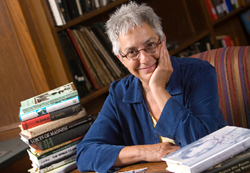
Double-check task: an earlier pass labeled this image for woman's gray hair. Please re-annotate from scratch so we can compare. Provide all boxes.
[105,1,164,56]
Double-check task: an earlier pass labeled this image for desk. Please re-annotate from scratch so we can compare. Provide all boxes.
[116,161,168,172]
[70,162,169,172]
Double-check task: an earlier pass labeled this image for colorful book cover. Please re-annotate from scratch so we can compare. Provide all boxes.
[21,82,78,113]
[19,95,80,122]
[20,104,82,130]
[19,109,87,138]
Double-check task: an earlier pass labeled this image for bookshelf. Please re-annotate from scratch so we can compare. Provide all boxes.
[0,0,249,141]
[39,0,250,114]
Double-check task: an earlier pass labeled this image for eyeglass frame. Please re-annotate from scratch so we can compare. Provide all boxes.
[119,38,162,61]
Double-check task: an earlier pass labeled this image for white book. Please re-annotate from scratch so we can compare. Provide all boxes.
[19,95,80,122]
[162,126,250,173]
[27,144,77,167]
[47,0,65,26]
[75,0,83,15]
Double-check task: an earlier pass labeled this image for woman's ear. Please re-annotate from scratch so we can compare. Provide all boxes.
[117,55,123,62]
[117,55,126,67]
[163,34,167,42]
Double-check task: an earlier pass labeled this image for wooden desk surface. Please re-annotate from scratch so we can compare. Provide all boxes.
[70,161,250,173]
[70,161,169,172]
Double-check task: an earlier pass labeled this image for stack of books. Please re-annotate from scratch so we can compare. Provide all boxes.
[18,82,93,173]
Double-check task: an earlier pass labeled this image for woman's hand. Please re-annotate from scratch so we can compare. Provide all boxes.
[149,38,173,90]
[141,142,180,162]
[146,37,173,111]
[113,142,180,166]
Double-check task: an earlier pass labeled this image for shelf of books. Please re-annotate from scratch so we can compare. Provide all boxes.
[53,0,130,31]
[18,82,94,173]
[43,0,250,107]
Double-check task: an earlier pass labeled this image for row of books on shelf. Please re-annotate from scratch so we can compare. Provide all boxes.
[204,0,250,21]
[19,82,94,173]
[47,0,118,26]
[58,22,128,98]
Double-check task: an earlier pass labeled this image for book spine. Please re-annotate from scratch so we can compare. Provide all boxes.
[21,114,51,130]
[19,95,80,122]
[22,91,78,113]
[47,0,65,26]
[39,156,76,173]
[66,28,100,89]
[31,136,84,156]
[192,137,250,173]
[28,115,92,144]
[21,104,82,130]
[36,144,77,166]
[28,145,77,167]
[204,149,250,173]
[50,103,82,120]
[58,31,91,97]
[35,120,92,150]
[205,0,219,21]
[22,109,87,138]
[21,82,78,113]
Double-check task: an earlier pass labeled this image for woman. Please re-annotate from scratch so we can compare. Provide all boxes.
[76,2,227,172]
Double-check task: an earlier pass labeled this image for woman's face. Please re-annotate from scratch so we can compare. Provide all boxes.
[117,23,161,84]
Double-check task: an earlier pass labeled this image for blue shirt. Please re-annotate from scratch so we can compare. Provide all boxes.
[76,56,227,172]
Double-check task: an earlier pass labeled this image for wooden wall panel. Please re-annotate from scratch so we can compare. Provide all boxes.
[0,0,49,140]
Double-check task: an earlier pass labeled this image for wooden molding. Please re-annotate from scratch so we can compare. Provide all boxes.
[5,0,49,94]
[0,123,20,141]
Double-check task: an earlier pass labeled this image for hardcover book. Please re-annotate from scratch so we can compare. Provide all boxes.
[161,126,250,173]
[21,82,78,113]
[19,95,80,122]
[20,103,82,130]
[19,109,87,138]
[29,136,84,157]
[27,140,78,167]
[29,118,92,150]
[20,114,93,145]
[47,0,65,26]
[203,148,250,173]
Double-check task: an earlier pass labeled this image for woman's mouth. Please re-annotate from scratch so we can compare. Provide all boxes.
[139,63,156,72]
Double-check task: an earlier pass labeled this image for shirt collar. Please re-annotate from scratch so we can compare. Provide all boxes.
[122,56,182,103]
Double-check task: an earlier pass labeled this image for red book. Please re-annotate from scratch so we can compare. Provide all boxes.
[66,28,100,89]
[205,0,218,21]
[21,113,51,130]
[216,35,234,47]
[21,103,82,130]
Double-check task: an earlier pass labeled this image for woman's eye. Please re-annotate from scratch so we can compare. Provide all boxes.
[147,42,156,48]
[128,50,137,55]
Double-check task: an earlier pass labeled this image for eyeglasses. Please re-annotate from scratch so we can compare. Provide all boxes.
[120,38,162,61]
